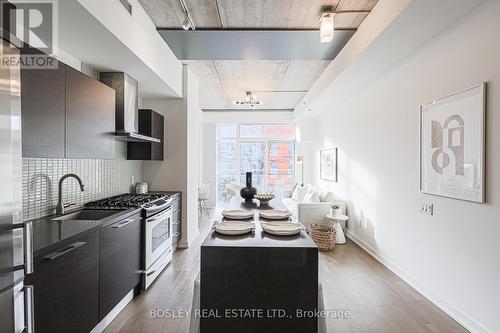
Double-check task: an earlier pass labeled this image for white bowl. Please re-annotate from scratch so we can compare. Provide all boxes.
[261,221,303,236]
[213,221,255,235]
[222,210,254,220]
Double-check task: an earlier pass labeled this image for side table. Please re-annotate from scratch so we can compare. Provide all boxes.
[326,214,348,245]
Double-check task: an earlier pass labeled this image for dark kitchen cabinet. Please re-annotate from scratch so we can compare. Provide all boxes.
[65,66,116,159]
[21,52,116,159]
[172,193,181,249]
[21,59,66,157]
[26,231,99,333]
[99,212,141,319]
[127,109,164,160]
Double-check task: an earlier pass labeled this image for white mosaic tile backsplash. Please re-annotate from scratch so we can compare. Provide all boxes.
[22,141,143,220]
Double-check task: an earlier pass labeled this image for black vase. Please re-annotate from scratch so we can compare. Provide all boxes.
[240,172,257,202]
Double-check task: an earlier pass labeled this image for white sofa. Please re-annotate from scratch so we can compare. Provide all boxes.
[282,185,346,228]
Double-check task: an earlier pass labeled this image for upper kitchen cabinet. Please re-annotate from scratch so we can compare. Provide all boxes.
[127,109,164,161]
[21,57,116,159]
[99,73,164,160]
[66,66,115,159]
[21,59,66,158]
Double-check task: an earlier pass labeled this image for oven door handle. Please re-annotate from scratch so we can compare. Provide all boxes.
[146,210,170,224]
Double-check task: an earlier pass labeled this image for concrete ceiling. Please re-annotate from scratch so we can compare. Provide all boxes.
[138,0,378,30]
[139,0,378,110]
[184,60,330,110]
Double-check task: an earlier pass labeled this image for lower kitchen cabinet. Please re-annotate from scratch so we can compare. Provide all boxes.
[25,212,143,332]
[99,212,142,319]
[26,232,99,333]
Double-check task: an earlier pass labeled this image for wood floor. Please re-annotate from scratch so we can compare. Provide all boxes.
[103,211,468,333]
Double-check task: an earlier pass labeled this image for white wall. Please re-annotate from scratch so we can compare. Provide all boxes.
[203,111,294,124]
[142,66,201,247]
[295,143,313,186]
[308,1,500,332]
[202,123,217,207]
[296,118,318,185]
[56,48,81,71]
[185,68,202,243]
[76,0,183,97]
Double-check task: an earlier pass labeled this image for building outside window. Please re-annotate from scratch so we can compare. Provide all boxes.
[216,123,295,206]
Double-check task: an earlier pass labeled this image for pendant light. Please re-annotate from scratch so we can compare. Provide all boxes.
[320,12,335,43]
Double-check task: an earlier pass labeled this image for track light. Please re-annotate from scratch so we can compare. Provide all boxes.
[320,12,335,43]
[182,15,191,30]
[179,0,195,30]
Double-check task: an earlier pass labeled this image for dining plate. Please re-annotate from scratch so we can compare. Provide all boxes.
[259,210,291,220]
[213,221,255,235]
[222,210,255,220]
[260,221,303,236]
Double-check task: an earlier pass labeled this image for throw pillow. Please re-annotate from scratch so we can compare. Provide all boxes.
[303,189,320,202]
[322,192,335,203]
[291,185,309,202]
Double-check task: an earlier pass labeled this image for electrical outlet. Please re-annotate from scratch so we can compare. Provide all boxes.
[419,202,433,216]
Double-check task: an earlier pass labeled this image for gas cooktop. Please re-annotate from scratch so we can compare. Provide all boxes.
[85,192,172,209]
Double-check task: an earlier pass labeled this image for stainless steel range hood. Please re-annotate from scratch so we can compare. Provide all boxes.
[99,72,161,143]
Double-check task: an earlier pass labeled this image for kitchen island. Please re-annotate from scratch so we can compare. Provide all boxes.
[200,198,318,333]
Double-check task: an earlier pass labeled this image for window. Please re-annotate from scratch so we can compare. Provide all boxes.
[216,123,295,206]
[216,124,237,203]
[240,142,266,192]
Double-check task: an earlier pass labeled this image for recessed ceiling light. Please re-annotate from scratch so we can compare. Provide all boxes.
[320,12,335,43]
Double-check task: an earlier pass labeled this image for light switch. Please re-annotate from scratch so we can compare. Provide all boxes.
[419,202,433,216]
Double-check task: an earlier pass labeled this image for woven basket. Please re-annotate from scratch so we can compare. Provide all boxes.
[308,224,336,251]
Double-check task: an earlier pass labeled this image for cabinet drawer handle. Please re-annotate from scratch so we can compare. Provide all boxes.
[173,220,181,225]
[25,221,34,274]
[43,241,86,261]
[24,285,35,333]
[173,232,180,237]
[0,222,34,274]
[112,218,134,229]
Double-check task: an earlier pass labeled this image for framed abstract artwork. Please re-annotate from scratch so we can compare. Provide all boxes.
[320,148,338,182]
[420,83,486,202]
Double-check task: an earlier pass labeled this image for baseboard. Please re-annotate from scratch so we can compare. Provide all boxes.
[90,289,135,333]
[178,227,200,248]
[178,240,189,248]
[345,230,491,333]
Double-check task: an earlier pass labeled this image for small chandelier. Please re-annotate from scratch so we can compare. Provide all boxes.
[234,91,263,108]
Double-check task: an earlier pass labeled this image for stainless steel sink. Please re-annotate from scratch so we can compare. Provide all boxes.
[51,209,126,221]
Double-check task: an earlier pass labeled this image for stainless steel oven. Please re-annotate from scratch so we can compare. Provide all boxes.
[143,206,173,289]
[86,192,175,290]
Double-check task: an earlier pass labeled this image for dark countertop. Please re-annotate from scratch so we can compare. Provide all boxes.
[150,190,181,197]
[202,198,317,249]
[29,207,142,255]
